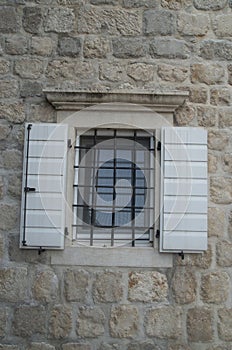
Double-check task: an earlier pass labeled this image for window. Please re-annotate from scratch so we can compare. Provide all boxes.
[73,129,155,247]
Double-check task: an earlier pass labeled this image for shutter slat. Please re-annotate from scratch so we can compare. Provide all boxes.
[20,123,68,249]
[160,127,208,253]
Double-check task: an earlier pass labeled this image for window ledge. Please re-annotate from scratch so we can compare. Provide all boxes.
[44,89,189,114]
[50,247,173,268]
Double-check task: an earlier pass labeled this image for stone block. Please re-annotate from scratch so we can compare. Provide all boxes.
[127,63,154,82]
[177,13,209,36]
[84,37,109,59]
[113,38,146,58]
[208,130,229,151]
[228,65,232,85]
[93,271,123,303]
[176,245,212,269]
[145,307,182,339]
[197,106,217,127]
[213,15,232,37]
[188,86,208,104]
[0,79,18,99]
[123,0,157,7]
[167,345,191,350]
[100,63,125,82]
[46,59,96,81]
[200,40,232,61]
[0,346,19,350]
[13,305,46,337]
[187,308,213,342]
[0,59,10,75]
[77,306,105,338]
[0,7,19,33]
[2,149,22,169]
[21,81,43,98]
[224,153,232,173]
[49,305,72,339]
[127,341,157,350]
[150,38,188,59]
[45,8,75,33]
[193,0,227,10]
[174,103,195,126]
[33,269,59,303]
[218,308,232,341]
[26,343,55,350]
[219,108,232,128]
[228,210,232,238]
[157,64,188,83]
[98,344,120,350]
[15,58,44,79]
[0,203,19,231]
[191,63,225,85]
[28,102,55,123]
[0,235,4,261]
[200,271,229,303]
[143,10,176,36]
[110,305,138,338]
[210,177,232,204]
[161,0,190,10]
[23,7,42,34]
[0,102,25,123]
[172,268,196,304]
[62,344,91,350]
[58,37,82,57]
[211,87,232,106]
[5,36,28,55]
[216,240,232,267]
[128,271,168,302]
[208,207,225,237]
[0,307,8,338]
[0,122,11,140]
[64,269,89,302]
[31,37,54,56]
[208,153,218,173]
[78,8,141,36]
[90,0,117,4]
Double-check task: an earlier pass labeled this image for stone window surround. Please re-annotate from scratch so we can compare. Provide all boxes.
[44,89,188,268]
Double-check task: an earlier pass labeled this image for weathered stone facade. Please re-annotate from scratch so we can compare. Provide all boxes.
[0,1,232,349]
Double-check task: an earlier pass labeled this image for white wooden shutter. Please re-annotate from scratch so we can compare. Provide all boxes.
[20,123,68,249]
[160,127,208,253]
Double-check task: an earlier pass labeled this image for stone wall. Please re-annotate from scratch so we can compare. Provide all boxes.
[0,0,232,349]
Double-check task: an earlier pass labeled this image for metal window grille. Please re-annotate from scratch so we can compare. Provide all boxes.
[73,129,155,247]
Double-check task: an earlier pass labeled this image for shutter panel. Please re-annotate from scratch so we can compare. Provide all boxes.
[20,123,68,249]
[160,127,208,253]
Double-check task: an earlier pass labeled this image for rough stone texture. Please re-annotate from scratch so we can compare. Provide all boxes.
[100,63,125,82]
[187,308,213,342]
[28,102,55,123]
[229,210,232,238]
[223,153,232,173]
[26,344,55,350]
[15,58,44,79]
[213,15,232,38]
[127,63,154,82]
[93,271,123,303]
[2,149,22,169]
[78,8,141,36]
[62,344,91,350]
[188,86,208,104]
[0,203,19,231]
[210,177,232,204]
[172,268,196,304]
[208,207,225,237]
[0,122,11,140]
[49,305,72,339]
[127,341,157,350]
[110,305,139,338]
[123,0,157,7]
[174,103,195,126]
[0,59,10,75]
[218,309,232,341]
[45,8,75,33]
[0,235,4,261]
[200,271,229,304]
[211,87,232,106]
[176,245,213,269]
[150,38,188,59]
[177,14,209,36]
[193,0,227,10]
[197,106,217,127]
[77,307,105,338]
[33,269,59,302]
[20,81,43,98]
[0,102,25,123]
[0,7,19,33]
[84,37,110,59]
[46,59,96,81]
[157,64,188,83]
[13,305,46,337]
[23,7,42,34]
[5,36,28,55]
[143,10,176,36]
[216,240,232,267]
[191,63,225,85]
[228,65,232,85]
[145,307,182,339]
[0,79,18,99]
[219,108,232,128]
[113,38,146,58]
[161,0,189,10]
[0,307,8,338]
[208,130,229,151]
[64,269,89,302]
[200,40,232,61]
[128,271,168,302]
[58,37,82,57]
[0,346,19,350]
[31,37,54,56]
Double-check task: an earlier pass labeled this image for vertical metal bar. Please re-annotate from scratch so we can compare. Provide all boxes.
[73,134,79,241]
[90,129,97,246]
[22,124,32,246]
[131,130,136,247]
[111,129,117,246]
